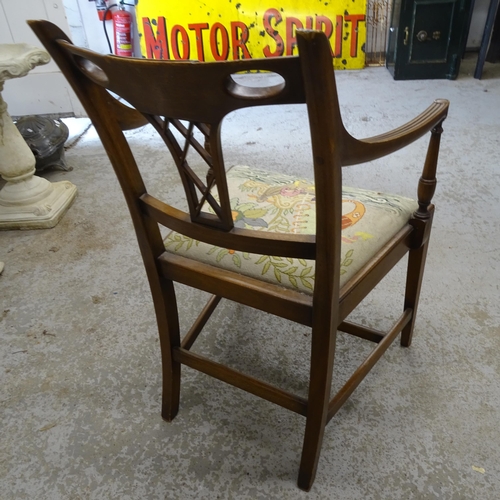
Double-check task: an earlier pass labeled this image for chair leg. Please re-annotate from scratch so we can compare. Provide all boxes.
[152,277,181,421]
[401,239,430,347]
[297,325,337,491]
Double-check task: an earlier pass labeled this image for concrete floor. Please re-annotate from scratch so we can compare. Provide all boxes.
[1,55,499,499]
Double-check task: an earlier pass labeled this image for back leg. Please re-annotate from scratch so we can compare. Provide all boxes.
[152,277,181,421]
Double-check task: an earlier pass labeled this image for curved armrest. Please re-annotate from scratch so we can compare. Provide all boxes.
[341,99,449,166]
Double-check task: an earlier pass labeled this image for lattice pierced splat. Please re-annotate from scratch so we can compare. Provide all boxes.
[146,115,233,230]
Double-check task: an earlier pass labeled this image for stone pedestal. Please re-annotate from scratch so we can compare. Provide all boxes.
[0,43,77,231]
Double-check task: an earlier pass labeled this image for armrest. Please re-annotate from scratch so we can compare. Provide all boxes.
[341,99,449,166]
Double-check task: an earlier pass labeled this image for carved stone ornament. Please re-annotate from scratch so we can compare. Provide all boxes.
[0,43,50,83]
[0,43,77,230]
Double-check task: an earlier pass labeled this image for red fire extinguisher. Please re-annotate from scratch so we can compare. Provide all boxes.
[113,6,133,57]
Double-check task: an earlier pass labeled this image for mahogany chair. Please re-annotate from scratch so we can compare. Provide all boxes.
[30,20,448,491]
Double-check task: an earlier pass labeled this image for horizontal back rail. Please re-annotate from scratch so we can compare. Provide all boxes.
[140,194,316,259]
[158,253,313,326]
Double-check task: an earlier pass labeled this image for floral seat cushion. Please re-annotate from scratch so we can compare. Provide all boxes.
[164,165,418,294]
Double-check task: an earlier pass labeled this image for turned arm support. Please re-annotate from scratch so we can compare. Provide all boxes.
[340,99,449,166]
[405,121,445,248]
[414,122,444,219]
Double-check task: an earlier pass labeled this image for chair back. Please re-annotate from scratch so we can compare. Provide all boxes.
[29,20,345,305]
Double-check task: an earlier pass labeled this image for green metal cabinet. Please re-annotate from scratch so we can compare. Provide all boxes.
[386,0,473,79]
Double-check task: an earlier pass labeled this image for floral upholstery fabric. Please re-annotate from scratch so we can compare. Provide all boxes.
[164,165,418,293]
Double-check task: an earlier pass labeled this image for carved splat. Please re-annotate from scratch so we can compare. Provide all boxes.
[146,114,233,230]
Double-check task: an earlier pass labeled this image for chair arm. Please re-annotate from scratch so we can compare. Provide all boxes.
[341,99,449,166]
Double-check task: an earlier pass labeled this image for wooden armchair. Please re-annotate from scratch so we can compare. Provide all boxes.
[30,20,448,491]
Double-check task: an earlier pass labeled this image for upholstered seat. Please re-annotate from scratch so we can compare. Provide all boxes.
[165,165,418,292]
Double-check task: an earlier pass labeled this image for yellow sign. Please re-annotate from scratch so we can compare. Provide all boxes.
[136,0,366,69]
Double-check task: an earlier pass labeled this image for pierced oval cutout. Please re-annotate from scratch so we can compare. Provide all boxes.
[74,56,110,87]
[226,71,286,100]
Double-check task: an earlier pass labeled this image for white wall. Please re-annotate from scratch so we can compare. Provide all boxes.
[0,0,138,117]
[0,0,85,116]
